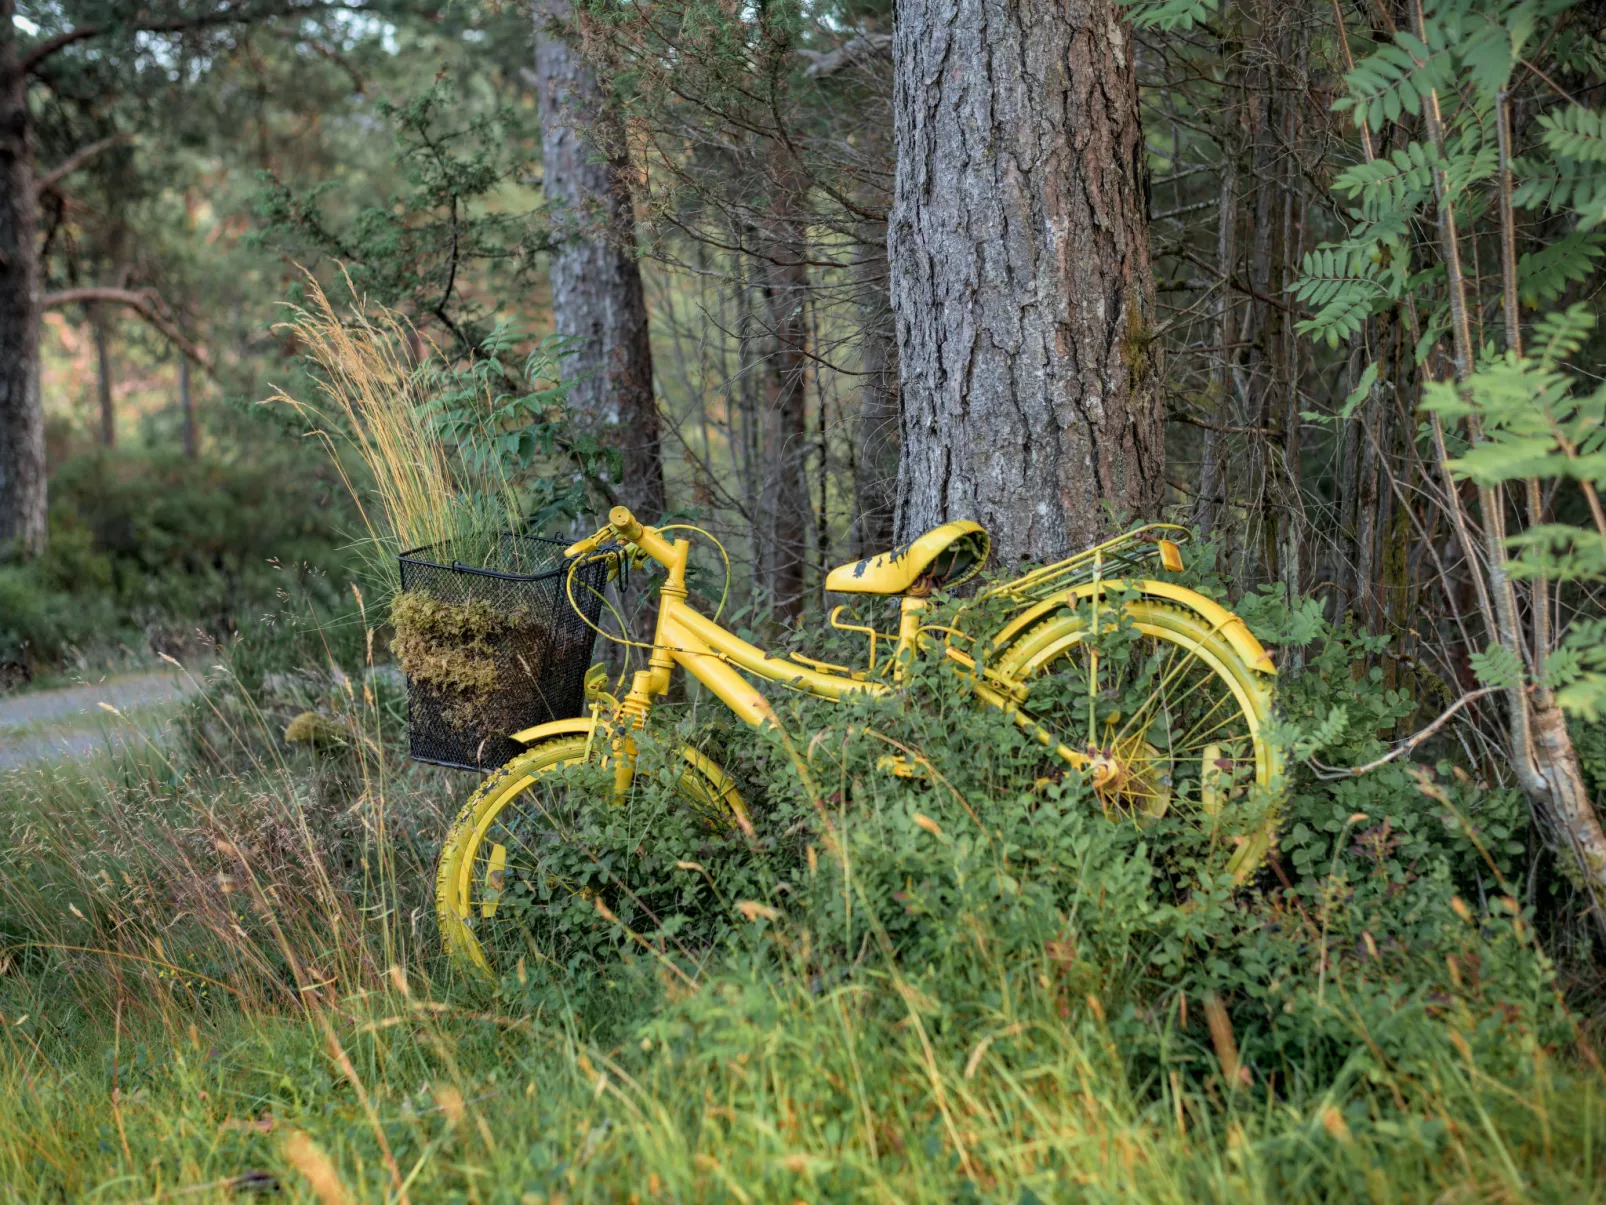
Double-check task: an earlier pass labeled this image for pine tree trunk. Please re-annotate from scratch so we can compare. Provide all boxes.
[93,308,116,448]
[889,0,1162,564]
[532,0,665,521]
[0,14,47,558]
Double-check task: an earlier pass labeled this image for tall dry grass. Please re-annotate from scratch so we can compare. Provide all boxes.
[268,274,520,566]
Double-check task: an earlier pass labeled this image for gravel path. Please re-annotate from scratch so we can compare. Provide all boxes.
[0,670,199,771]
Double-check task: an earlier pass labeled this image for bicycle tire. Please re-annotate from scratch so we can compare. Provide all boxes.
[991,596,1283,882]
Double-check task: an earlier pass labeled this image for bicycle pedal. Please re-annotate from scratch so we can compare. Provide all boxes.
[876,755,922,779]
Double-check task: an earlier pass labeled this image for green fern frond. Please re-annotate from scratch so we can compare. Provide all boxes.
[1293,246,1388,343]
[1337,32,1455,131]
[1334,142,1438,217]
[1532,303,1598,368]
[1457,7,1526,99]
[1510,156,1606,214]
[1292,246,1383,306]
[1517,232,1606,306]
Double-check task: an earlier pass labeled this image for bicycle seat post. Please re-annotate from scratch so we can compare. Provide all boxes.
[893,587,930,684]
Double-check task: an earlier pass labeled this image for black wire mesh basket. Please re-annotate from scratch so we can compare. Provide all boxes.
[395,534,610,772]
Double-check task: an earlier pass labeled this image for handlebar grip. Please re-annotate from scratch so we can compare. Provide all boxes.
[609,505,643,541]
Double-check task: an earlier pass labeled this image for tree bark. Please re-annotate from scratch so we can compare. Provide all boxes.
[532,0,665,521]
[756,235,810,620]
[889,0,1162,565]
[0,8,47,557]
[1196,140,1237,541]
[853,226,899,558]
[92,308,116,447]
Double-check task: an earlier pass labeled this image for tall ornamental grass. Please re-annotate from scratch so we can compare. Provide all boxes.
[267,275,523,572]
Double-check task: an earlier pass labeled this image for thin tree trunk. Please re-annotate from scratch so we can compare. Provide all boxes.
[1196,139,1237,540]
[180,353,196,459]
[853,224,898,558]
[0,9,47,558]
[1410,0,1606,939]
[733,265,763,604]
[532,0,665,521]
[93,308,116,448]
[889,0,1162,565]
[1276,71,1306,603]
[758,234,810,620]
[1247,64,1278,587]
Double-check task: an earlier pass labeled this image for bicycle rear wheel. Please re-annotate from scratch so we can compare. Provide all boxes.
[993,597,1282,882]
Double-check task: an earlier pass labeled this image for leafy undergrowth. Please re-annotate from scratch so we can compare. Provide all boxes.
[0,598,1602,1202]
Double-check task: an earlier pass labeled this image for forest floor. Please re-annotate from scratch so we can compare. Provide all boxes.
[0,669,196,770]
[0,654,1602,1200]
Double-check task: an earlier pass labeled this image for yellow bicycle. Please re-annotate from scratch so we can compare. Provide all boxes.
[434,508,1284,974]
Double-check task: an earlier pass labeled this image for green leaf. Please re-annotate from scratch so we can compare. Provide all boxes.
[1340,362,1380,420]
[1343,34,1454,133]
[1516,232,1606,305]
[1469,643,1526,690]
[1116,0,1221,31]
[1539,104,1606,163]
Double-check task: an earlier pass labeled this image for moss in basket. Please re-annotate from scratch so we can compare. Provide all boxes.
[390,592,541,730]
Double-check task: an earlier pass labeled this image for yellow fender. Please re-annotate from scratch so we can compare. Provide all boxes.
[509,716,600,747]
[987,579,1276,675]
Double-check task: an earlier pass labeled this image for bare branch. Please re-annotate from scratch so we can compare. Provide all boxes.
[19,3,354,77]
[34,134,133,197]
[41,287,208,369]
[1306,687,1500,780]
[797,33,892,79]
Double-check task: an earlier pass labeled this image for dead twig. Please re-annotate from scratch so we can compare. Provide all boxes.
[1306,687,1499,780]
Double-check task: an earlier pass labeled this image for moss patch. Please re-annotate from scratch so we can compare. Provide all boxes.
[390,591,540,730]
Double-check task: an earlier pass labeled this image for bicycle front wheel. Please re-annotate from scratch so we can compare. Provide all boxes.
[993,598,1282,882]
[435,734,748,976]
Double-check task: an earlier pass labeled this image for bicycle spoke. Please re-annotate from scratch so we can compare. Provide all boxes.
[1167,691,1240,753]
[1114,655,1220,750]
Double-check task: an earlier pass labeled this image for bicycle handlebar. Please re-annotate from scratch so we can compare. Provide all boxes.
[564,507,680,570]
[608,505,644,542]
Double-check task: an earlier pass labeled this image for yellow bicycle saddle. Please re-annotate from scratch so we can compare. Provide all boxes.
[825,522,991,595]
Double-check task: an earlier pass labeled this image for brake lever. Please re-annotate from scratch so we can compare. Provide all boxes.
[564,526,615,559]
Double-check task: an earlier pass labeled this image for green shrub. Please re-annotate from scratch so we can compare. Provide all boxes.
[0,579,1594,1202]
[0,447,363,674]
[477,589,1565,1101]
[41,446,357,628]
[0,563,120,669]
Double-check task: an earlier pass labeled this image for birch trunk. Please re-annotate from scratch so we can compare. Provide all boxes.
[889,0,1161,564]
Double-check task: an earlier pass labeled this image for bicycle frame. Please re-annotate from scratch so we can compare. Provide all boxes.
[439,513,1287,971]
[519,506,1276,799]
[583,506,900,730]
